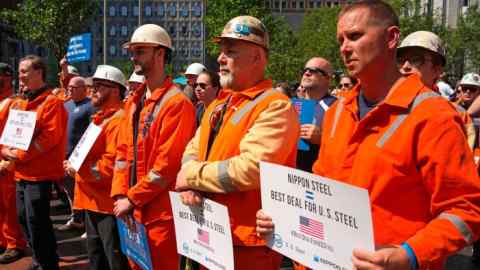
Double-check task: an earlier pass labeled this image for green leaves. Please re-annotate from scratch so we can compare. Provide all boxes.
[0,0,97,61]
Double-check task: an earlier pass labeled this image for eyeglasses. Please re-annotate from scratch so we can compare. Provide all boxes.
[193,83,209,90]
[93,82,116,92]
[396,54,432,67]
[302,67,328,77]
[460,86,480,93]
[339,83,352,89]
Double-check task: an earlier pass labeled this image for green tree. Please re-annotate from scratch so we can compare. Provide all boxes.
[0,0,97,62]
[203,0,298,82]
[457,5,480,74]
[295,7,342,79]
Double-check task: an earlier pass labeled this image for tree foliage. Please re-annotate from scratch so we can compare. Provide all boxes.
[0,0,97,61]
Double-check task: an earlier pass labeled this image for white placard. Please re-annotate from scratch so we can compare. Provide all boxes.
[260,161,374,270]
[169,191,234,270]
[68,122,102,171]
[0,109,37,151]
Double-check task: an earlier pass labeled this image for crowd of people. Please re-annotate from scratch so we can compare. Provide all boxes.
[0,0,480,270]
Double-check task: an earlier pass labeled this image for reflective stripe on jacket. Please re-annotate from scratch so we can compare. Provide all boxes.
[313,74,480,269]
[111,77,196,225]
[181,80,300,246]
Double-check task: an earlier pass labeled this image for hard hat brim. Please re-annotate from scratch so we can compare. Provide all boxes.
[122,41,171,50]
[212,36,268,50]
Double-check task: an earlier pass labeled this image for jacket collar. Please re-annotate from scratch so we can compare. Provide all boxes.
[343,74,426,110]
[219,79,273,100]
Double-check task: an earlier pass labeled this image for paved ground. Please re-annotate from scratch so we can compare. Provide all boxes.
[1,197,479,270]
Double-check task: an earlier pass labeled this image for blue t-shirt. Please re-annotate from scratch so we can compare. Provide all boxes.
[64,98,96,156]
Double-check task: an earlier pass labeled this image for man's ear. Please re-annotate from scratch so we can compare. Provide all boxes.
[387,26,401,50]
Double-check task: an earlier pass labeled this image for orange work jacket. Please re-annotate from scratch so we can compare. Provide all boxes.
[313,75,480,269]
[111,77,196,225]
[181,80,300,246]
[7,89,67,181]
[73,105,124,214]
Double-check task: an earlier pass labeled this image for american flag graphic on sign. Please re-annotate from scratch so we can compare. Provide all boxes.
[299,216,324,240]
[197,228,209,245]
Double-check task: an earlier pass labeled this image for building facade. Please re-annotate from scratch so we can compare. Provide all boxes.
[86,0,205,75]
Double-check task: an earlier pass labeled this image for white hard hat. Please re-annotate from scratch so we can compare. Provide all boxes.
[67,65,79,76]
[128,72,145,84]
[459,73,480,88]
[93,65,126,88]
[123,24,172,50]
[185,63,206,76]
[398,31,446,66]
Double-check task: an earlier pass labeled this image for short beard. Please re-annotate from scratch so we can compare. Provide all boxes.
[220,73,233,89]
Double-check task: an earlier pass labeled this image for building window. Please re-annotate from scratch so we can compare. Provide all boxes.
[291,1,297,8]
[168,24,176,37]
[180,23,189,37]
[109,6,116,16]
[109,25,116,36]
[133,6,139,16]
[122,48,128,56]
[121,6,128,16]
[158,3,165,16]
[282,1,286,9]
[121,25,128,36]
[181,42,188,57]
[168,3,177,17]
[145,6,152,16]
[192,42,201,57]
[109,45,116,56]
[180,3,189,17]
[274,1,279,9]
[193,2,202,17]
[192,22,201,38]
[300,1,304,8]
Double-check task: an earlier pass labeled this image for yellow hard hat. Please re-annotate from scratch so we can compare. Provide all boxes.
[123,24,172,50]
[213,16,269,50]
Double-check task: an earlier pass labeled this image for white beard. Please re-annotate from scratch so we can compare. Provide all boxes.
[220,73,233,89]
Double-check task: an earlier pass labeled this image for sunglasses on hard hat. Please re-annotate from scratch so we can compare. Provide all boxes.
[193,82,209,90]
[302,67,328,77]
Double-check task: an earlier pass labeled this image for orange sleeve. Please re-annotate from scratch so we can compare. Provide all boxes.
[111,116,130,198]
[77,117,121,183]
[127,97,196,207]
[16,98,67,162]
[406,112,480,267]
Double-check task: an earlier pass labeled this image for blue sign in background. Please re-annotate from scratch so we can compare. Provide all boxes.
[117,217,153,270]
[66,33,92,63]
[292,98,317,151]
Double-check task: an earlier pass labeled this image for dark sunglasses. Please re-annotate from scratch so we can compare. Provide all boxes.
[302,67,328,77]
[339,83,352,88]
[460,86,480,93]
[396,54,431,67]
[193,82,209,89]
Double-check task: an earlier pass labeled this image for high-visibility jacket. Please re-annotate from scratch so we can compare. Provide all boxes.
[73,105,124,214]
[0,93,26,250]
[181,80,300,246]
[111,77,196,225]
[7,89,67,181]
[313,74,480,269]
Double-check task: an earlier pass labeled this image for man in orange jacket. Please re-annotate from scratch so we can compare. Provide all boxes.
[111,24,196,270]
[175,16,300,270]
[0,55,67,270]
[64,65,130,270]
[257,2,480,270]
[0,63,26,264]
